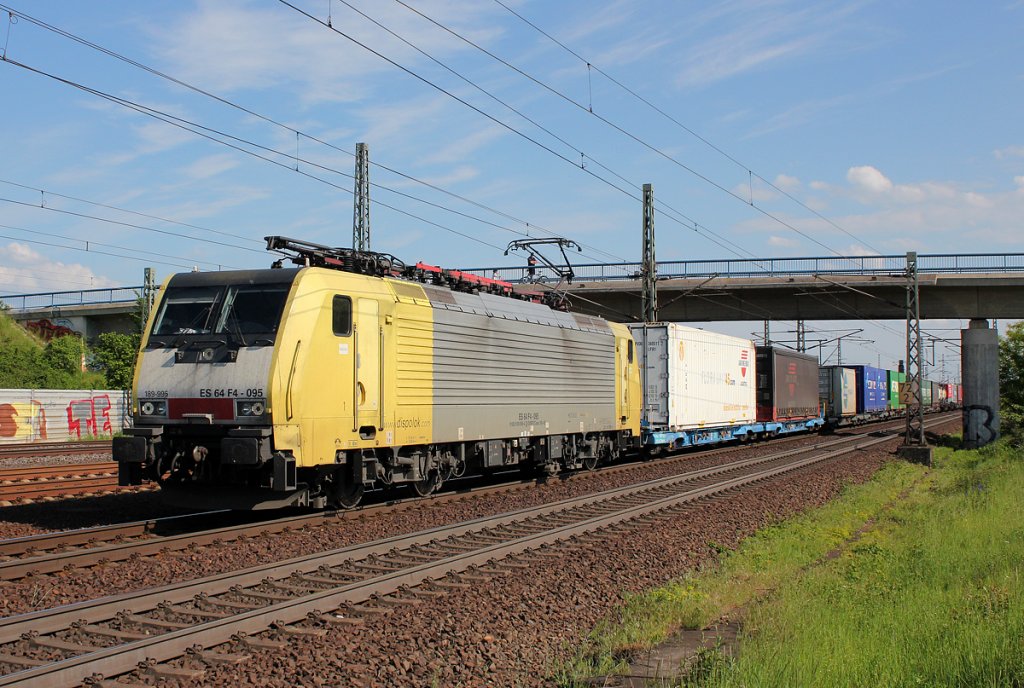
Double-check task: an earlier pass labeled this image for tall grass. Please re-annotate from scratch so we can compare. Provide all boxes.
[717,442,1024,687]
[561,441,1024,687]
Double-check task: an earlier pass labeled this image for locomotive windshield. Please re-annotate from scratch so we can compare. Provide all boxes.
[150,282,291,344]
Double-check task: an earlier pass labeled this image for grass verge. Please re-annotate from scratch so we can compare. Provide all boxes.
[559,440,1024,686]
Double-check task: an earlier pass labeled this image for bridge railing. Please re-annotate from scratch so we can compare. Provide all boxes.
[463,253,1024,283]
[0,286,144,312]
[2,253,1023,307]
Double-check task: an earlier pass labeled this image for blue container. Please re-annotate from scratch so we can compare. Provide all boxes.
[851,365,889,413]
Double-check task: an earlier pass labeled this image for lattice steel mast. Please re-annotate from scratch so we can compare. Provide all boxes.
[641,183,657,323]
[353,142,370,251]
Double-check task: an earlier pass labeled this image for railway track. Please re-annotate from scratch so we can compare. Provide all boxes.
[0,414,955,686]
[0,441,111,460]
[0,414,953,578]
[0,417,916,580]
[0,463,121,503]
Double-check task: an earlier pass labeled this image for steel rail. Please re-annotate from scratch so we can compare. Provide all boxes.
[0,414,944,578]
[0,415,956,686]
[0,475,123,501]
[0,418,895,577]
[0,441,111,459]
[0,462,116,480]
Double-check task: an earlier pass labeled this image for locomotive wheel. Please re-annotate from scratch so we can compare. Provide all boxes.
[582,453,599,471]
[335,481,364,509]
[412,473,440,497]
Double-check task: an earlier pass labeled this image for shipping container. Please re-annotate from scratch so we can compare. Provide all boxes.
[849,365,889,413]
[819,366,856,420]
[887,370,906,409]
[932,380,945,406]
[756,347,820,422]
[921,379,933,406]
[957,383,963,404]
[944,383,955,404]
[628,323,756,431]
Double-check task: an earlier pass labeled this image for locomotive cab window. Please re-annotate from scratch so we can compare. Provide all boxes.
[333,295,352,336]
[214,285,289,338]
[627,339,634,364]
[152,286,220,336]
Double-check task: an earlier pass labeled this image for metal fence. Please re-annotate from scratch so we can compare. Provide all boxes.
[0,286,143,312]
[463,253,1024,284]
[0,389,130,444]
[2,253,1023,308]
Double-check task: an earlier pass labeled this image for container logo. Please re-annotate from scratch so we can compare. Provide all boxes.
[678,342,685,360]
[739,349,749,377]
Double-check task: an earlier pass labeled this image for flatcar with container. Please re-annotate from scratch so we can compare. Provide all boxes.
[819,365,856,427]
[754,347,824,435]
[628,323,759,449]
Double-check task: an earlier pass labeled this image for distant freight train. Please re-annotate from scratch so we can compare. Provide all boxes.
[114,236,944,510]
[818,363,960,427]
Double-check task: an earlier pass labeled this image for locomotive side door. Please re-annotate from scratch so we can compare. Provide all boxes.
[354,298,380,435]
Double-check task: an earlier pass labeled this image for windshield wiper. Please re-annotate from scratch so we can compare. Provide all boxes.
[225,309,248,347]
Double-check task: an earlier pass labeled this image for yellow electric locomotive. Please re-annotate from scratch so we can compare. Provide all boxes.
[115,237,641,509]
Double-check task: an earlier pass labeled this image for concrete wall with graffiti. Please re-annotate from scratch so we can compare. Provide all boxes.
[0,389,129,444]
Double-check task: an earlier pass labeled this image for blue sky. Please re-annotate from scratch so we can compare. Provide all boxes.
[2,0,1021,375]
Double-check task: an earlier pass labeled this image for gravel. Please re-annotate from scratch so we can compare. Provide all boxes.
[0,418,958,686]
[0,429,856,617]
[179,426,952,687]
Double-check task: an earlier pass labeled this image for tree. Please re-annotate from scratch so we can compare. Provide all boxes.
[999,322,1024,442]
[42,334,84,379]
[93,332,141,389]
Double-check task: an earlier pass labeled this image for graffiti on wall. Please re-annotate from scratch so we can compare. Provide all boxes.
[0,401,48,441]
[0,393,120,442]
[67,395,113,438]
[24,318,81,340]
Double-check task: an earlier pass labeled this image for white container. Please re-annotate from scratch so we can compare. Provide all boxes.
[628,323,756,431]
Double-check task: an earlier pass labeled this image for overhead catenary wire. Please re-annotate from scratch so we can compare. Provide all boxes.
[279,0,778,267]
[0,56,511,254]
[0,231,199,269]
[0,3,630,266]
[0,178,263,246]
[488,0,885,257]
[0,194,263,256]
[4,3,778,274]
[0,221,238,269]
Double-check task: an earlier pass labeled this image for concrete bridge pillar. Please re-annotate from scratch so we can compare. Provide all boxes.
[961,319,1000,448]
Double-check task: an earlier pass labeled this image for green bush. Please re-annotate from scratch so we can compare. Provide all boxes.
[93,332,141,389]
[999,322,1024,444]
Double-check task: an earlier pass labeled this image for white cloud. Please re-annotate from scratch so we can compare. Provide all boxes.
[847,165,893,193]
[733,167,1024,253]
[673,2,867,89]
[768,235,800,247]
[181,154,241,180]
[774,174,801,191]
[994,145,1024,159]
[0,243,115,293]
[151,0,506,106]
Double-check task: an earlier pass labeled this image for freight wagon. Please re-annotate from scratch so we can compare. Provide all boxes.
[819,366,856,425]
[887,370,906,410]
[850,365,889,414]
[628,323,760,449]
[755,347,824,435]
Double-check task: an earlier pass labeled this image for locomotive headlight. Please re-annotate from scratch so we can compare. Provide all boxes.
[139,400,167,416]
[235,399,267,417]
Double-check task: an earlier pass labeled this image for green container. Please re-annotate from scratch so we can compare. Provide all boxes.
[887,370,906,409]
